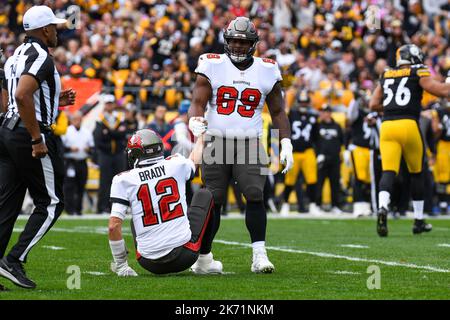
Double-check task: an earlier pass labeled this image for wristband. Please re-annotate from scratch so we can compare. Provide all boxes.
[31,136,43,145]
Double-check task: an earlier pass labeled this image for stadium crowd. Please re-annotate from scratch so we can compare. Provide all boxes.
[0,0,449,216]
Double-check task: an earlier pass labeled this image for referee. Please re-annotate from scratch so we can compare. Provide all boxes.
[0,6,75,289]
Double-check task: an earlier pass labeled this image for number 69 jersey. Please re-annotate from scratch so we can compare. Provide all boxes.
[380,64,430,121]
[110,154,195,260]
[195,53,282,138]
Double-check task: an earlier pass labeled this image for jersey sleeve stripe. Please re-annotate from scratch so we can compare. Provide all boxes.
[110,197,130,206]
[416,69,431,77]
[25,43,48,76]
[195,72,211,83]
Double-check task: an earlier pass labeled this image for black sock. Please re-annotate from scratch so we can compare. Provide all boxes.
[245,201,267,243]
[199,204,222,254]
[283,186,293,202]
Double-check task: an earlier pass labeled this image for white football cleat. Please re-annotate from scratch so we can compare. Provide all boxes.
[280,203,290,216]
[309,203,322,215]
[331,206,343,215]
[191,253,223,274]
[251,249,275,274]
[353,202,372,217]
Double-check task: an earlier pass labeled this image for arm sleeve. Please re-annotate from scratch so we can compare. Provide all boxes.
[177,154,195,181]
[194,54,212,82]
[347,99,359,124]
[110,175,130,206]
[111,202,128,220]
[22,50,53,84]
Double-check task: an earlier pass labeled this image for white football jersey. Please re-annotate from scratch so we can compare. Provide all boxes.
[195,53,282,138]
[110,154,195,259]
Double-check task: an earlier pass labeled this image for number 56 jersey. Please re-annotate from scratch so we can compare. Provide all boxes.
[195,53,282,138]
[380,64,430,121]
[110,154,195,259]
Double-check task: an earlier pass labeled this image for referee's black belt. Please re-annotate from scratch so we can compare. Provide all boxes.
[1,116,52,133]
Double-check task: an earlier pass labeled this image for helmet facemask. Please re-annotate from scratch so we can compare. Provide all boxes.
[223,17,259,64]
[224,37,257,64]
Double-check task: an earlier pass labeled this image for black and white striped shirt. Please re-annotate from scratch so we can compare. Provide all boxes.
[3,36,61,126]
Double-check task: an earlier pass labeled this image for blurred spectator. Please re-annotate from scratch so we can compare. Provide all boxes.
[146,104,174,157]
[314,105,344,213]
[62,112,94,216]
[93,94,127,214]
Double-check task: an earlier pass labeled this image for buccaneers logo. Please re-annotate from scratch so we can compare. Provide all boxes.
[127,134,143,150]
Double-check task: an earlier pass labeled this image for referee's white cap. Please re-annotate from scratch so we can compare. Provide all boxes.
[23,6,67,31]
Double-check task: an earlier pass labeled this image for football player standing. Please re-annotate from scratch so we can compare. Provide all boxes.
[188,17,293,274]
[370,44,450,236]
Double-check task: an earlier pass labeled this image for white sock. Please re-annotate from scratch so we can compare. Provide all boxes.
[378,191,390,210]
[252,241,265,253]
[199,252,212,260]
[413,200,424,220]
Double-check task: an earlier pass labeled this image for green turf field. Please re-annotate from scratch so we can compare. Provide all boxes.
[1,216,449,300]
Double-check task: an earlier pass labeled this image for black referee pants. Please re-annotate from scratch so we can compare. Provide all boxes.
[0,126,64,263]
[316,158,341,207]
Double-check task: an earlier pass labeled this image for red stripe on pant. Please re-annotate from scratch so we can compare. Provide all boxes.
[183,198,214,252]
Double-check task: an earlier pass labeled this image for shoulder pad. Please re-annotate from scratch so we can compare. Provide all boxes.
[414,65,431,77]
[165,154,181,161]
[262,58,276,65]
[198,53,225,64]
[257,57,278,68]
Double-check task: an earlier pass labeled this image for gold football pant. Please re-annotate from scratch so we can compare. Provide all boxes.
[435,140,450,183]
[284,148,317,186]
[380,119,423,174]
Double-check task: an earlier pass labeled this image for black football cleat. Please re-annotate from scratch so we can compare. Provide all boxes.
[412,219,432,235]
[0,257,36,289]
[377,207,388,237]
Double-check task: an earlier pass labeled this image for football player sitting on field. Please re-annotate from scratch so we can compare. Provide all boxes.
[108,124,213,276]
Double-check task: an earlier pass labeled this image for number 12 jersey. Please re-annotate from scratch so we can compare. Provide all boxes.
[110,154,195,259]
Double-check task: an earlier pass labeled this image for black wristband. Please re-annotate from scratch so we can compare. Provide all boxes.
[31,136,43,145]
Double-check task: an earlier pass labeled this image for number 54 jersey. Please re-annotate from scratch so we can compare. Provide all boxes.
[110,154,195,259]
[195,53,282,138]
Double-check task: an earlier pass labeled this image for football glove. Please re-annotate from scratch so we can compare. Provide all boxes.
[189,117,207,137]
[280,138,294,174]
[317,154,325,165]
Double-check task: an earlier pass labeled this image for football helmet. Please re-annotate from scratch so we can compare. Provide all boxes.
[396,44,424,67]
[223,17,259,64]
[126,129,164,168]
[296,89,311,113]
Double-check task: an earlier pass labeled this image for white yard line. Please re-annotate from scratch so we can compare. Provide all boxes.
[12,226,450,274]
[15,213,450,220]
[437,244,450,248]
[84,271,107,276]
[214,240,450,274]
[327,270,362,275]
[42,245,65,250]
[340,244,370,249]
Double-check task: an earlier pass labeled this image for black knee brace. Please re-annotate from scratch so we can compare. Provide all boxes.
[245,201,267,243]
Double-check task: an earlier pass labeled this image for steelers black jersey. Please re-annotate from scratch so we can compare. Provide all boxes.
[380,64,430,121]
[289,109,317,152]
[350,109,371,148]
[437,107,450,142]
